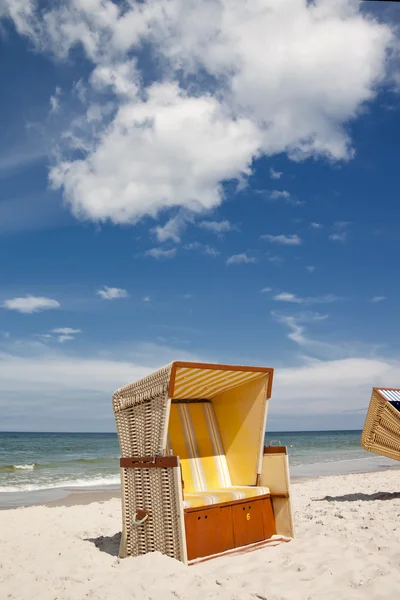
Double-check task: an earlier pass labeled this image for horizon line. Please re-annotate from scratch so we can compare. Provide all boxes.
[0,429,363,434]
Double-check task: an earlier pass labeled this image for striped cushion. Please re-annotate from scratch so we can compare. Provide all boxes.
[183,486,270,509]
[168,401,232,493]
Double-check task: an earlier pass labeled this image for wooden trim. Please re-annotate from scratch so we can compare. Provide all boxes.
[271,493,289,499]
[373,387,400,391]
[188,536,290,565]
[266,369,274,399]
[120,456,179,469]
[173,361,273,374]
[171,399,211,404]
[263,446,287,454]
[169,361,274,398]
[184,493,271,513]
[374,387,400,402]
[168,362,178,397]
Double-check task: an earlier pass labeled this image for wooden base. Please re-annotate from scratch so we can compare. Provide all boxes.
[184,495,276,561]
[188,535,291,565]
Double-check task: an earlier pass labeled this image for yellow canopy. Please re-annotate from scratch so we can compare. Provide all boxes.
[169,361,273,400]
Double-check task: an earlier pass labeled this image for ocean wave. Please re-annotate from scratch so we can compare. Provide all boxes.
[0,456,118,473]
[0,474,120,493]
[0,463,36,473]
[73,457,119,464]
[291,454,384,467]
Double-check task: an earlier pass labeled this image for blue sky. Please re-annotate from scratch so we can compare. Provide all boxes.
[1,0,400,432]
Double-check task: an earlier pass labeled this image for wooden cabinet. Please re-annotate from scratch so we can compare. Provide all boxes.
[184,495,276,561]
[231,498,267,548]
[185,504,234,560]
[261,497,276,539]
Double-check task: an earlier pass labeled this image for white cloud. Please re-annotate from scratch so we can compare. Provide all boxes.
[226,253,256,265]
[310,222,322,229]
[0,339,199,430]
[49,86,61,114]
[261,287,272,293]
[273,309,384,371]
[269,190,303,206]
[0,319,397,430]
[334,221,351,229]
[273,357,400,418]
[371,296,386,303]
[149,0,392,160]
[329,232,347,242]
[306,265,316,273]
[52,328,81,335]
[152,212,189,243]
[2,296,60,314]
[0,0,394,229]
[36,328,82,344]
[270,190,290,200]
[274,292,339,304]
[269,168,282,180]
[272,310,354,361]
[273,313,310,345]
[145,247,177,259]
[96,286,128,300]
[57,335,74,343]
[267,255,284,266]
[329,221,350,242]
[51,327,81,343]
[0,336,397,429]
[184,242,219,256]
[198,220,234,234]
[142,296,151,302]
[261,234,302,245]
[0,353,132,395]
[49,83,261,224]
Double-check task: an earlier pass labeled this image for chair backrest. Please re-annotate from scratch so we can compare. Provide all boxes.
[167,400,232,493]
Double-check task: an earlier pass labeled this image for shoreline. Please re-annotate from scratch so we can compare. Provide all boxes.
[1,460,399,511]
[3,431,396,510]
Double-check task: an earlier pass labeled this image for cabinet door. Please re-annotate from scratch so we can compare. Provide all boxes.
[262,497,276,538]
[185,505,234,560]
[232,499,266,548]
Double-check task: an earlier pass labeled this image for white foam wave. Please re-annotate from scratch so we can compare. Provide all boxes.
[0,474,120,493]
[13,464,35,471]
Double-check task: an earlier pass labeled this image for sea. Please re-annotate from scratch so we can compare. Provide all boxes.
[0,431,398,509]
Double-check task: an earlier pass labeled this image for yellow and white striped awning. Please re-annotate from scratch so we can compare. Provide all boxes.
[169,362,273,400]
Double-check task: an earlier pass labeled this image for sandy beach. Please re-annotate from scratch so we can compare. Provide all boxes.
[1,468,399,600]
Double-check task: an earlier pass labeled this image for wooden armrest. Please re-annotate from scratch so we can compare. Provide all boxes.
[263,445,287,454]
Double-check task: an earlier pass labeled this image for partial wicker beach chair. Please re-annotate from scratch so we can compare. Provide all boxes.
[112,361,294,564]
[361,387,400,462]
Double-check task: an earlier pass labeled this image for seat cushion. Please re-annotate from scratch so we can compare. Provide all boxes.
[183,486,270,509]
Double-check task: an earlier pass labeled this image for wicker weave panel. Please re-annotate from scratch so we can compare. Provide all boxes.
[113,364,172,413]
[114,394,168,457]
[113,369,187,562]
[119,465,186,561]
[361,391,400,462]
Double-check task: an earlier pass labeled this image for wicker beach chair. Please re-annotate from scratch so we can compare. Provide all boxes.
[361,388,400,462]
[112,361,294,563]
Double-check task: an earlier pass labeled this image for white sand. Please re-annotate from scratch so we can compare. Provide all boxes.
[1,469,399,600]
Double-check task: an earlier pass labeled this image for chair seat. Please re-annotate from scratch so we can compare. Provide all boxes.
[183,486,270,509]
